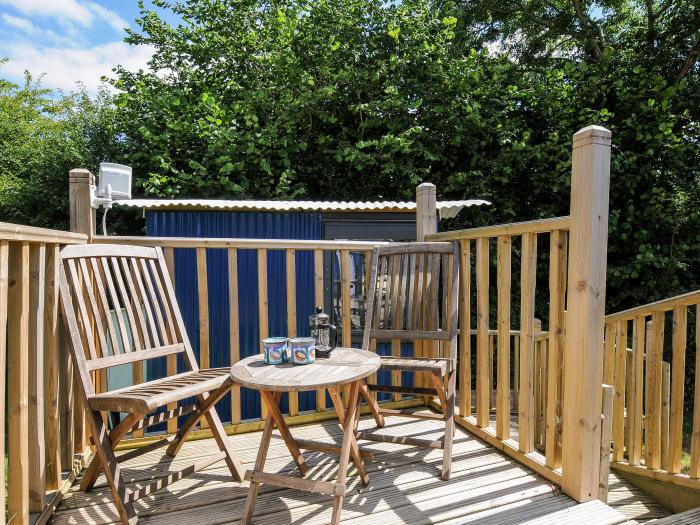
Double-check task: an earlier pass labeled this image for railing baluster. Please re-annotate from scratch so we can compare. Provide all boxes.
[228,248,241,424]
[459,240,471,418]
[0,240,8,523]
[690,304,700,478]
[8,241,30,525]
[628,316,645,466]
[286,249,299,416]
[612,320,627,462]
[314,249,326,412]
[164,247,177,434]
[546,230,566,468]
[661,361,671,471]
[476,237,490,428]
[647,311,664,470]
[496,236,511,440]
[668,305,687,474]
[519,232,537,453]
[257,248,268,419]
[340,249,353,404]
[196,248,210,428]
[29,243,47,512]
[43,244,61,490]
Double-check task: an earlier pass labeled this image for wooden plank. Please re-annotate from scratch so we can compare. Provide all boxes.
[0,241,7,523]
[612,320,627,462]
[661,361,671,472]
[545,230,567,469]
[560,125,611,502]
[519,232,537,453]
[228,248,241,425]
[475,237,489,428]
[690,304,700,478]
[644,319,652,467]
[603,324,614,386]
[341,249,353,405]
[496,236,511,440]
[599,385,614,503]
[43,244,61,491]
[459,240,471,417]
[0,221,86,244]
[163,247,177,435]
[628,316,645,466]
[606,290,700,323]
[286,249,299,416]
[97,236,387,251]
[426,216,571,242]
[668,305,687,474]
[28,243,46,512]
[257,248,269,419]
[646,311,664,470]
[314,249,326,412]
[7,241,30,525]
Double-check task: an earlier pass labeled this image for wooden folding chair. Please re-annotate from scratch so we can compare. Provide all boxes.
[358,242,459,480]
[58,244,244,524]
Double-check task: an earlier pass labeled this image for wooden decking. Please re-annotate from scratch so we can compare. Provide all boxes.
[49,408,660,525]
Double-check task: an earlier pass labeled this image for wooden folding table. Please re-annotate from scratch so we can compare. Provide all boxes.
[230,347,380,525]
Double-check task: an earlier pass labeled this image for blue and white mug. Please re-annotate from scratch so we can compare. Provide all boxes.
[290,337,316,365]
[263,337,289,365]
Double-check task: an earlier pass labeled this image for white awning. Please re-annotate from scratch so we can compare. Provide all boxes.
[116,198,490,220]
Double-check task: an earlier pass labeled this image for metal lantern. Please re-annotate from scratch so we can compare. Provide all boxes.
[308,306,337,358]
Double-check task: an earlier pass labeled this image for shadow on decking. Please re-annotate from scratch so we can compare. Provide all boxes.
[50,409,637,525]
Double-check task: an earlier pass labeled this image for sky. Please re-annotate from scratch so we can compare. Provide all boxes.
[0,0,171,93]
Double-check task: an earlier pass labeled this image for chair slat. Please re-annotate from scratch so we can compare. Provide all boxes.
[89,257,121,356]
[77,257,109,357]
[101,257,130,353]
[120,258,151,349]
[149,259,179,345]
[112,257,142,352]
[139,258,170,346]
[406,253,417,331]
[130,258,160,347]
[389,255,400,329]
[66,259,98,360]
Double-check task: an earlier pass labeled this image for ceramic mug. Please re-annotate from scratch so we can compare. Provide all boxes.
[263,337,289,365]
[289,337,316,365]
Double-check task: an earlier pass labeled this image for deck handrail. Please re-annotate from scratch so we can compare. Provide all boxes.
[425,216,571,242]
[94,235,388,250]
[605,289,700,323]
[0,221,87,244]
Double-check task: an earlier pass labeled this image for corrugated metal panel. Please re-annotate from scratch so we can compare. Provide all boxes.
[118,198,490,219]
[146,210,323,423]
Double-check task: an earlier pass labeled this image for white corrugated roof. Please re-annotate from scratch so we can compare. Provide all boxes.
[116,199,490,220]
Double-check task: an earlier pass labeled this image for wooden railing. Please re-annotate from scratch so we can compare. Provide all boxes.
[0,222,89,525]
[427,217,570,485]
[427,125,612,502]
[604,290,700,492]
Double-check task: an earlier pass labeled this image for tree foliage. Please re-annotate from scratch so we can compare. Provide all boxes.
[112,0,699,311]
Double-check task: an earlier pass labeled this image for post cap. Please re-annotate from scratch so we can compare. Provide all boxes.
[573,125,612,148]
[69,168,95,184]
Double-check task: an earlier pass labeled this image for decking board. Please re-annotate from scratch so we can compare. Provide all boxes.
[49,409,636,525]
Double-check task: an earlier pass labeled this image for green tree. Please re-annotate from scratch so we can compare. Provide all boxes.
[0,66,123,229]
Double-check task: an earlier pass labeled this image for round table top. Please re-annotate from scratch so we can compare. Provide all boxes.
[230,347,380,392]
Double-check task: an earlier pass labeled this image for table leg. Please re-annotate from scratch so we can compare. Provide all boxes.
[242,392,280,525]
[260,390,308,475]
[331,381,361,525]
[329,384,369,485]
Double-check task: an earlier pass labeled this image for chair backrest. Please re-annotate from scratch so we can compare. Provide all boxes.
[362,242,459,358]
[59,244,197,396]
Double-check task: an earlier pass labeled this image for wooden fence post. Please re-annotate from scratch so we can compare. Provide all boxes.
[68,169,95,454]
[561,125,612,501]
[416,183,437,241]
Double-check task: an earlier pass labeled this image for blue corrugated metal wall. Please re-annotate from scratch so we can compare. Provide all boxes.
[146,210,323,422]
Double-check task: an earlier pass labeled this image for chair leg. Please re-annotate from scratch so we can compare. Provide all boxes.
[359,383,384,427]
[204,400,246,482]
[442,370,456,481]
[165,381,231,458]
[81,412,142,492]
[87,409,138,524]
